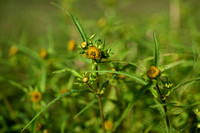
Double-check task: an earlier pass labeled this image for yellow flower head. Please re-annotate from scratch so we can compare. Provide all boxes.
[9,45,18,56]
[39,49,47,59]
[82,76,89,83]
[68,40,76,51]
[30,91,42,102]
[81,42,87,49]
[104,120,113,131]
[86,46,101,59]
[147,66,160,79]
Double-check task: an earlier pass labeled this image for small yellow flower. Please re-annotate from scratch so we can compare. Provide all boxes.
[104,120,113,131]
[147,66,160,79]
[39,49,47,59]
[80,42,87,49]
[30,91,42,103]
[82,76,89,83]
[86,46,101,59]
[68,40,76,51]
[9,45,18,56]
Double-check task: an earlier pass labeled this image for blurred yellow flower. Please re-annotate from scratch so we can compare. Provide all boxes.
[9,45,18,56]
[30,91,42,103]
[86,46,101,59]
[98,18,106,27]
[39,48,47,59]
[68,40,76,51]
[43,129,48,133]
[104,120,113,131]
[147,66,160,79]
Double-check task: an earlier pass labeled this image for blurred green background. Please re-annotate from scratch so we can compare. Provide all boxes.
[0,0,200,132]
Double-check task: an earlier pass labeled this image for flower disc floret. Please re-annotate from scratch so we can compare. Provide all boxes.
[147,66,160,79]
[86,46,101,59]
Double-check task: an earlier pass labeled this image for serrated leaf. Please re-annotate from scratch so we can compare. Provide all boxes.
[53,67,83,78]
[20,89,87,133]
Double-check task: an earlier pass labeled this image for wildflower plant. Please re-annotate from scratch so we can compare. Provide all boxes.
[18,2,200,133]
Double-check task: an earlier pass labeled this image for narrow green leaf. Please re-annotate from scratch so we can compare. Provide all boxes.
[73,99,96,119]
[51,2,88,42]
[53,67,83,78]
[87,70,148,85]
[20,89,87,133]
[153,32,159,67]
[149,86,159,99]
[39,65,46,93]
[165,77,200,98]
[153,99,168,133]
[8,80,28,93]
[161,60,185,72]
[113,83,155,131]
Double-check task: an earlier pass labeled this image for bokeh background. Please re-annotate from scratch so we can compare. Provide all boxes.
[0,0,200,132]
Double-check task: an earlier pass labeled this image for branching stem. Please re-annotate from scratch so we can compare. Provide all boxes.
[95,63,106,133]
[156,84,170,129]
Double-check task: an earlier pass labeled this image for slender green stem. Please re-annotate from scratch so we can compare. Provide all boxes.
[156,84,170,129]
[95,63,106,133]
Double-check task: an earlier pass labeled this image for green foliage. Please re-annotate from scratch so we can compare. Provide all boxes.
[1,0,200,133]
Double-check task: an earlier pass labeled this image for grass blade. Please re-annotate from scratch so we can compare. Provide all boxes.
[73,99,96,119]
[153,32,160,67]
[113,83,155,131]
[51,2,88,42]
[87,70,148,85]
[20,89,87,133]
[161,60,185,72]
[53,67,83,78]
